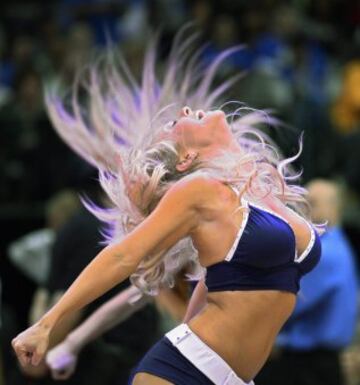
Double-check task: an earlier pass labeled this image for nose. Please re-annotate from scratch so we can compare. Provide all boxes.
[180,106,193,117]
[195,110,205,119]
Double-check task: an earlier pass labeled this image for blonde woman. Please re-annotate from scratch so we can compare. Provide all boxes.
[12,32,322,385]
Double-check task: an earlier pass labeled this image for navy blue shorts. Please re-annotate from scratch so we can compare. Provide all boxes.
[129,336,213,385]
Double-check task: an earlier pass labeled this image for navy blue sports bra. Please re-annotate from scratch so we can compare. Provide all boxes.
[205,197,321,294]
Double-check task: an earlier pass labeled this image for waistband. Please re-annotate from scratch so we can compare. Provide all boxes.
[165,324,254,385]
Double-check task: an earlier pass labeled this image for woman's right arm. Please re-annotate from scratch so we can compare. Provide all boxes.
[59,286,149,350]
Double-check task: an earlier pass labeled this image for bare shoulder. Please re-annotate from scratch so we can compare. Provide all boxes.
[165,174,224,206]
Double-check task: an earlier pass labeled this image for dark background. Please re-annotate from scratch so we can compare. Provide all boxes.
[0,0,359,384]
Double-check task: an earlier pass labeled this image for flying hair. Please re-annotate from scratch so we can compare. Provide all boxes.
[45,27,323,295]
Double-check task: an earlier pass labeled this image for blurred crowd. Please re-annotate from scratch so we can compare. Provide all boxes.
[0,0,360,384]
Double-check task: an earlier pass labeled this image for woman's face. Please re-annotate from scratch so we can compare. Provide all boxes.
[170,106,235,155]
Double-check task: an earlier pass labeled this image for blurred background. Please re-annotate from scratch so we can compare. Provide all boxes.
[0,0,360,384]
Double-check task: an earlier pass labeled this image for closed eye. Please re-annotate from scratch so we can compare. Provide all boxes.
[164,120,177,132]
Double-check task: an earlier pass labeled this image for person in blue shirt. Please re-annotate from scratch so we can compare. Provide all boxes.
[255,178,359,385]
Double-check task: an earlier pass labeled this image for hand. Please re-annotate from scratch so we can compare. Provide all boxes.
[12,322,50,367]
[46,338,79,380]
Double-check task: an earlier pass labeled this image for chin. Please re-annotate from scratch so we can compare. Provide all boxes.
[204,110,227,127]
[208,110,226,119]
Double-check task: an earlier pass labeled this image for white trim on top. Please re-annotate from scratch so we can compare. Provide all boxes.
[224,197,249,262]
[294,222,316,263]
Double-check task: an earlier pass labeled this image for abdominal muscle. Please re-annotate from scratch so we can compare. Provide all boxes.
[188,289,296,382]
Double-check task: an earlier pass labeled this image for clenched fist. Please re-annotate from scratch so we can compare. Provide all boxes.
[12,322,50,367]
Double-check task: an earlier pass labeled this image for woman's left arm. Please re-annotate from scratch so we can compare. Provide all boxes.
[12,177,206,367]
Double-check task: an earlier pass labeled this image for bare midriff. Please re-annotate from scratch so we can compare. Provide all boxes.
[188,290,296,383]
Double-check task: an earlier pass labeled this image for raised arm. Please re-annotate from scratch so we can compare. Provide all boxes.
[12,178,204,367]
[46,285,150,380]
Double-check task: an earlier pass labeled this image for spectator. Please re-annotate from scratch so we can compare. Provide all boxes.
[57,0,126,46]
[7,189,81,289]
[0,67,83,203]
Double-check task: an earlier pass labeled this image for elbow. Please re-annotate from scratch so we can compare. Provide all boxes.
[110,249,140,278]
[108,243,142,274]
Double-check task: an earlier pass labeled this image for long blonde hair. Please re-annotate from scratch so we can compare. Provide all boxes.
[46,29,318,295]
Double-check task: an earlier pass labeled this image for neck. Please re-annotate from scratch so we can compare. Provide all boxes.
[199,141,242,161]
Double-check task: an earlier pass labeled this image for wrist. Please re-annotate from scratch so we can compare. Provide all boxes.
[66,333,83,354]
[37,311,60,332]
